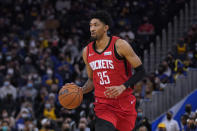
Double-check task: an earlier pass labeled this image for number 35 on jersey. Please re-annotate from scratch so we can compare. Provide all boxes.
[97,71,110,85]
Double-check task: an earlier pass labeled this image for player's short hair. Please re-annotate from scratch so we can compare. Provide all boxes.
[90,10,113,28]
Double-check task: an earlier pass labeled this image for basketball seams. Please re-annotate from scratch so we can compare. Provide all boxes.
[58,84,82,109]
[65,93,80,108]
[59,92,78,108]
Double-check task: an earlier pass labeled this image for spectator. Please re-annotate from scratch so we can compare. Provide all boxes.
[162,60,172,79]
[175,38,188,60]
[180,114,188,131]
[23,117,39,131]
[15,108,31,130]
[42,67,63,88]
[157,123,167,131]
[135,108,151,131]
[20,57,37,75]
[76,117,90,131]
[162,111,180,131]
[61,118,72,131]
[173,59,187,80]
[138,125,148,131]
[19,79,37,101]
[0,120,11,131]
[0,109,15,129]
[184,104,196,118]
[0,78,17,100]
[40,118,55,131]
[61,117,76,131]
[186,117,197,131]
[34,87,48,119]
[119,25,135,41]
[57,64,73,84]
[43,99,57,121]
[61,120,71,131]
[138,16,155,35]
[137,16,155,49]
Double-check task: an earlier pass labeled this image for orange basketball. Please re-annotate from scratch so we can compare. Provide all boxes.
[58,83,83,109]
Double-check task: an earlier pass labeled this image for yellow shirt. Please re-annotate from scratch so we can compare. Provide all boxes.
[177,43,186,54]
[43,107,56,120]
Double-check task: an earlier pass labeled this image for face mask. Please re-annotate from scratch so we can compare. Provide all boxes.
[2,126,8,131]
[188,53,193,59]
[33,74,38,78]
[45,104,51,109]
[6,56,12,61]
[27,83,33,88]
[47,70,53,75]
[28,124,34,129]
[4,81,10,86]
[22,113,28,118]
[75,80,82,86]
[20,40,25,47]
[7,68,14,75]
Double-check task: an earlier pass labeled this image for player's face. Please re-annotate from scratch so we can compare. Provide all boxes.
[89,18,108,40]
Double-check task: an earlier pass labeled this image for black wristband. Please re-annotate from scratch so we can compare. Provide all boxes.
[123,65,145,88]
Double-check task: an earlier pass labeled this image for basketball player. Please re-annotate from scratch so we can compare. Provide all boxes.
[81,10,145,131]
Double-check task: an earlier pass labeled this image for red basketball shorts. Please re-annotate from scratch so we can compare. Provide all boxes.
[94,95,137,131]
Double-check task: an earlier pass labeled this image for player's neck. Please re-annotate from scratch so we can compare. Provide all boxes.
[95,35,110,50]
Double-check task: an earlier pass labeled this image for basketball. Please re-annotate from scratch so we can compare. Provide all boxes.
[58,83,83,109]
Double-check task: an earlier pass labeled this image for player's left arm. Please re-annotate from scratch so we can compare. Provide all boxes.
[105,39,145,98]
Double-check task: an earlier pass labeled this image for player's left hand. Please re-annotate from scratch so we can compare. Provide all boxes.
[104,85,126,98]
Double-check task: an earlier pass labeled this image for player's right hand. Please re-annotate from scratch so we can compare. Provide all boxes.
[104,85,126,98]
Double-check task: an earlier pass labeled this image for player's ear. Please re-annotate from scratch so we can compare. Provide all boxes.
[104,25,109,32]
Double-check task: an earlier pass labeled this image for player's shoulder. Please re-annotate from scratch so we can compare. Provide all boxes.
[82,46,88,57]
[115,38,131,49]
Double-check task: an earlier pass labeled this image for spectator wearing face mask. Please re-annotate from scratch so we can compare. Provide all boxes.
[15,108,31,130]
[0,120,11,131]
[135,108,151,130]
[43,100,57,121]
[162,111,180,131]
[0,78,17,100]
[19,79,37,101]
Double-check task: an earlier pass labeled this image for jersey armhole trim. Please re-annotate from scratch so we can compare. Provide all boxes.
[114,41,124,60]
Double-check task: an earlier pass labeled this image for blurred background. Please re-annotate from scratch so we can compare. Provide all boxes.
[0,0,197,131]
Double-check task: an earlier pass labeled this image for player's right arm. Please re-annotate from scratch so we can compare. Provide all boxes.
[81,46,94,94]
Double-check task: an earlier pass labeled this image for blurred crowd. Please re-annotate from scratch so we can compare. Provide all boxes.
[156,104,197,131]
[0,0,195,130]
[134,23,197,100]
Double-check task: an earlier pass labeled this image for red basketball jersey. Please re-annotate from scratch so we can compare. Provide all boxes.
[87,36,133,98]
